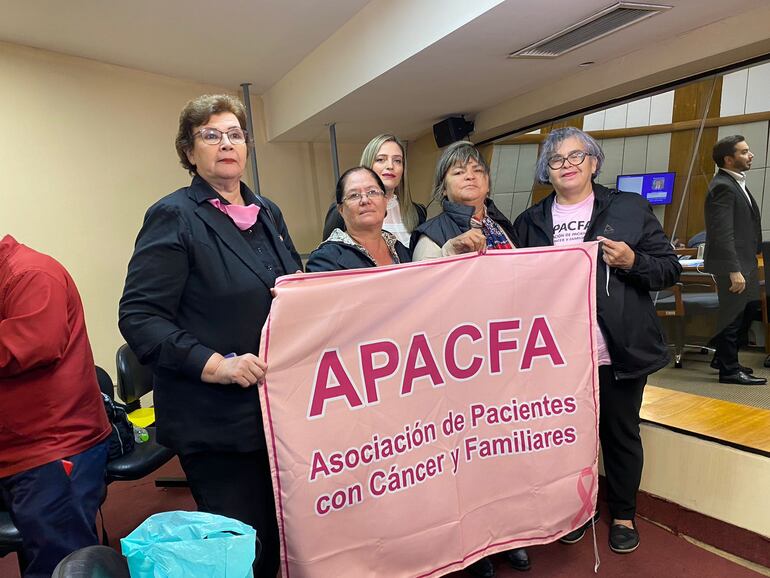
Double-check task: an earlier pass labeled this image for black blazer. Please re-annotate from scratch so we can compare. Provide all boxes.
[704,169,762,275]
[119,176,302,454]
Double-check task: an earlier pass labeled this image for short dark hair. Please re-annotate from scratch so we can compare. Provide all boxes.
[175,94,251,174]
[432,141,490,201]
[335,166,387,204]
[712,135,745,168]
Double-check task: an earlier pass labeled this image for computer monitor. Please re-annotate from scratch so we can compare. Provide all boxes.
[615,172,675,205]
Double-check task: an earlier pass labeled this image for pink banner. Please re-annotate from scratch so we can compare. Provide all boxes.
[260,244,600,577]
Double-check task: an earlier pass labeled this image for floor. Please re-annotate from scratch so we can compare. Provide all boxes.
[650,349,770,410]
[0,459,765,578]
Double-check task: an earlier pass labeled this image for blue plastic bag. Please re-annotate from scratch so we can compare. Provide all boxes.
[121,511,257,578]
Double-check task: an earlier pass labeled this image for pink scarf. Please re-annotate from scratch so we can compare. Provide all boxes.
[207,198,260,230]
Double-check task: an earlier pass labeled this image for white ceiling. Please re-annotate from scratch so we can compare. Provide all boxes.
[0,0,767,142]
[0,0,371,92]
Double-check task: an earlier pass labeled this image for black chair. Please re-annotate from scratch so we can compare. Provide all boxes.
[0,492,26,576]
[112,345,179,487]
[51,545,129,578]
[100,359,174,484]
[115,343,153,416]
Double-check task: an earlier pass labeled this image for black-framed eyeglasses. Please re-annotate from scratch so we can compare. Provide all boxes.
[547,150,593,170]
[341,189,385,204]
[195,127,248,146]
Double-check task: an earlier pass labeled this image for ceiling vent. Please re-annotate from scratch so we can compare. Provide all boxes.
[509,2,671,58]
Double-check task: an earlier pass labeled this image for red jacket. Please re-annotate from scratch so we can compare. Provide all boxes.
[0,235,110,477]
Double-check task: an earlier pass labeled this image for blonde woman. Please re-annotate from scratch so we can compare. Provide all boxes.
[322,133,426,245]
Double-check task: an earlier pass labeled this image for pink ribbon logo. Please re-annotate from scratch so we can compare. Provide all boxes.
[571,466,596,527]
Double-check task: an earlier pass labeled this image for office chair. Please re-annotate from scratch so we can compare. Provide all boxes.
[0,493,26,576]
[102,362,174,483]
[113,345,180,487]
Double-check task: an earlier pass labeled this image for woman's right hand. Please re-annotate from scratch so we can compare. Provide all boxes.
[446,229,487,255]
[201,353,267,387]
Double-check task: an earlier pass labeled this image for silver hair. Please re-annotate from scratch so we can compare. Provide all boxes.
[432,140,490,201]
[535,127,604,184]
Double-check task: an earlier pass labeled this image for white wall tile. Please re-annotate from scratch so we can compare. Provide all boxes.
[646,134,672,172]
[599,138,624,183]
[514,144,539,192]
[745,62,770,114]
[511,191,533,221]
[622,136,649,175]
[652,205,665,226]
[650,91,675,125]
[742,122,769,170]
[491,145,519,195]
[626,98,652,128]
[604,104,628,130]
[746,168,765,210]
[720,68,748,117]
[493,192,514,220]
[582,110,606,132]
[762,169,770,238]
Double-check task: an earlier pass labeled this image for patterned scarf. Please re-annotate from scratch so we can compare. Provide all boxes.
[478,216,512,250]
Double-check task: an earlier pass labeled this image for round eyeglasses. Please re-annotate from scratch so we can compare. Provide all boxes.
[195,127,248,146]
[341,189,385,204]
[547,150,593,170]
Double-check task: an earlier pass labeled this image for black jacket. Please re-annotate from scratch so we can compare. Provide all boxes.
[703,169,762,275]
[306,231,411,272]
[513,184,681,379]
[119,176,302,454]
[410,197,519,250]
[322,200,427,240]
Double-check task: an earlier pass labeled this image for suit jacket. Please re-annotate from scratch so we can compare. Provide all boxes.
[119,176,302,454]
[704,169,762,275]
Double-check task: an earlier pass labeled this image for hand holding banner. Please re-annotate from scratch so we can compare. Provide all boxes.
[260,244,600,577]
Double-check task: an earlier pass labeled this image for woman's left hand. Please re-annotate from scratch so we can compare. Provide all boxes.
[597,236,635,270]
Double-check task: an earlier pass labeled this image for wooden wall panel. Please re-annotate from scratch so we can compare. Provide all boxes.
[664,77,722,243]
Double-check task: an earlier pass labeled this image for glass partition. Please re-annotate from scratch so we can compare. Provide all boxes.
[489,58,770,410]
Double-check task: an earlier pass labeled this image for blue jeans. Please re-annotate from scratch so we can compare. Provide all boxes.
[0,438,109,578]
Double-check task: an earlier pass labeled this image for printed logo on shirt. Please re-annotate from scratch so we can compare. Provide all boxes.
[553,220,590,244]
[603,224,615,235]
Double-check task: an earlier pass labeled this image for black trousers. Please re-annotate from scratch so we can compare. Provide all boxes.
[178,450,279,578]
[713,270,759,374]
[599,366,646,520]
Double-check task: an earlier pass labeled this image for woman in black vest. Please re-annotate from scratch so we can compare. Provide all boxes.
[412,141,529,577]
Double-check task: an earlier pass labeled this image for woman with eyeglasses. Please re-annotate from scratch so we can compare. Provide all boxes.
[307,166,410,271]
[322,134,426,246]
[119,94,302,578]
[411,141,530,578]
[513,127,680,554]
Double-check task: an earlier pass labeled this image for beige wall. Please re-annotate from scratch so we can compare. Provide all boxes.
[0,41,360,377]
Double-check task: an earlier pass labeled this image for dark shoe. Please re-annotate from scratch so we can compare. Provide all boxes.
[710,356,753,374]
[560,510,601,544]
[505,548,531,571]
[719,371,767,385]
[466,557,494,578]
[764,355,770,368]
[609,522,639,553]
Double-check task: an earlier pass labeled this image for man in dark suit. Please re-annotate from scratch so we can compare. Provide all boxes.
[703,135,766,385]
